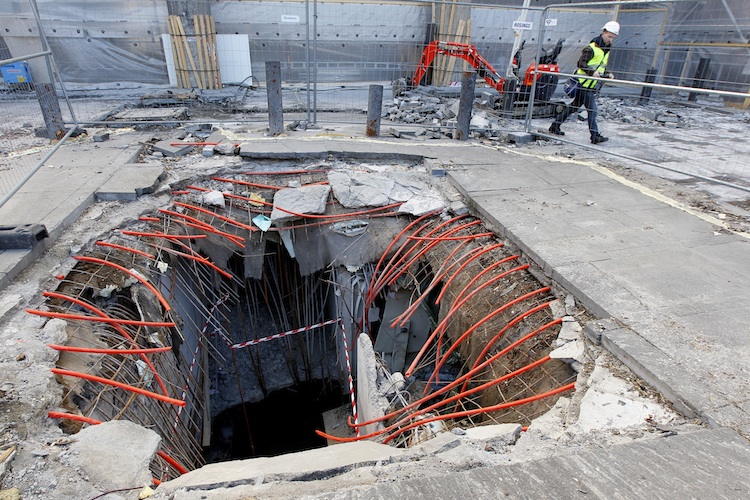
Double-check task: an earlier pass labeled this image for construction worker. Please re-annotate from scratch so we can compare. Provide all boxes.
[549,21,619,144]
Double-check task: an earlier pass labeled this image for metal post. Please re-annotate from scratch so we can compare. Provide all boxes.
[455,71,476,141]
[305,0,311,124]
[313,0,318,124]
[366,84,383,137]
[424,22,436,85]
[502,78,517,116]
[639,67,657,105]
[265,61,283,136]
[524,7,548,132]
[29,0,66,140]
[688,57,710,102]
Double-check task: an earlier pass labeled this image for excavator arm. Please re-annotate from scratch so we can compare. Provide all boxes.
[412,40,507,92]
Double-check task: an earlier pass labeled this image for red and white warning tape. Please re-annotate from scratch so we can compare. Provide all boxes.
[231,318,340,350]
[339,320,360,437]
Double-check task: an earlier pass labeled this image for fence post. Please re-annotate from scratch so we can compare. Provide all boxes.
[366,84,383,137]
[455,71,476,140]
[265,61,283,136]
[688,57,711,102]
[639,67,657,105]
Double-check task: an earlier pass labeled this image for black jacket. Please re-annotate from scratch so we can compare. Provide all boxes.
[576,35,612,78]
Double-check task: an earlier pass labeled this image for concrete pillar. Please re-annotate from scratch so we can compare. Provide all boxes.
[265,61,284,136]
[455,71,476,141]
[366,84,383,137]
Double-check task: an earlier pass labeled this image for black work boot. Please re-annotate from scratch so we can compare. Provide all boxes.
[591,134,608,144]
[549,123,564,136]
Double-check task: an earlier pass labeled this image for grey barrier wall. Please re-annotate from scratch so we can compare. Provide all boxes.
[0,1,747,94]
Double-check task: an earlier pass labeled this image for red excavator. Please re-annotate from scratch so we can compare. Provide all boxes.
[402,38,565,117]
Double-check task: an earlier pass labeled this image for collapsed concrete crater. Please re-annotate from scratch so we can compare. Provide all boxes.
[29,154,578,483]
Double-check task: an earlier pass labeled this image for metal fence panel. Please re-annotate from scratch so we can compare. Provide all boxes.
[0,0,76,208]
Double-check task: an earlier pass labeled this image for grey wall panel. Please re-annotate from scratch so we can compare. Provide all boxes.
[1,1,749,91]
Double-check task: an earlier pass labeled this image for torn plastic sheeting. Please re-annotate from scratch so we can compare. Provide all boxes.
[332,220,368,237]
[252,214,272,232]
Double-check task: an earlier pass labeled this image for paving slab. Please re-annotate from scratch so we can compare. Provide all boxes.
[158,441,403,493]
[96,163,166,201]
[0,130,150,288]
[111,107,188,122]
[447,146,750,436]
[312,428,750,499]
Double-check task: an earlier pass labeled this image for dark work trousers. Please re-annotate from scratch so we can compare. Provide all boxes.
[552,87,599,139]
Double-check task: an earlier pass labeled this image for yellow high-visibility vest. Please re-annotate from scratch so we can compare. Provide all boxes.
[576,42,610,88]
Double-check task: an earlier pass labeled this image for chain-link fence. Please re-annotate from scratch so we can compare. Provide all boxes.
[0,0,77,208]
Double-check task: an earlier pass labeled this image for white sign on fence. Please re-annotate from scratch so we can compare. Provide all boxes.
[281,15,300,23]
[545,19,558,27]
[512,21,533,31]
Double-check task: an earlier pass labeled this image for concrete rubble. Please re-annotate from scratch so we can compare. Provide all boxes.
[270,184,331,222]
[328,169,445,215]
[65,421,160,496]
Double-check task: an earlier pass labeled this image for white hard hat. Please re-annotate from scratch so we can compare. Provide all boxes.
[602,21,620,35]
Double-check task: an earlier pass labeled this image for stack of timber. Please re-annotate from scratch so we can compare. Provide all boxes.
[167,15,222,89]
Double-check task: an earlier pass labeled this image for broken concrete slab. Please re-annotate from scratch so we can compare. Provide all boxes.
[550,339,586,364]
[201,130,226,151]
[571,360,677,433]
[0,293,22,323]
[67,420,160,494]
[111,107,189,123]
[95,164,166,201]
[409,431,461,455]
[157,441,403,493]
[270,184,331,223]
[301,428,750,499]
[507,132,533,144]
[328,170,392,207]
[397,195,445,216]
[213,141,238,155]
[152,140,194,157]
[463,423,523,451]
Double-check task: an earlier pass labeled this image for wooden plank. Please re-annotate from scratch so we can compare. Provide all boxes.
[208,15,222,88]
[433,0,449,85]
[463,18,472,73]
[175,16,204,89]
[168,16,188,88]
[200,15,215,89]
[193,15,208,89]
[443,19,465,86]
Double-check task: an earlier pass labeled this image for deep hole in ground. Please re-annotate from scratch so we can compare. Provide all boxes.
[37,159,575,480]
[206,379,347,461]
